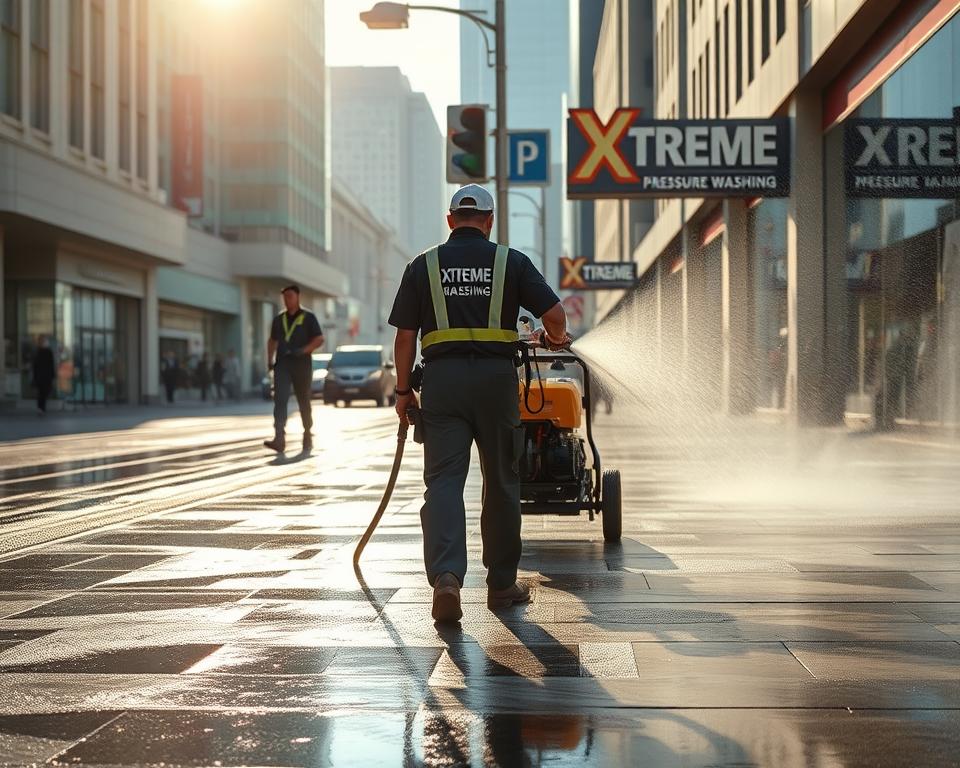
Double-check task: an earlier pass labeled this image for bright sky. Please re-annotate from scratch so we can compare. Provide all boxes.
[325,0,462,127]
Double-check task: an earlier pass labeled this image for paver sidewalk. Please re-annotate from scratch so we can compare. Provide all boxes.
[0,413,958,766]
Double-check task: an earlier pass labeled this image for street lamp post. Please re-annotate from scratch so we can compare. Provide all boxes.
[509,189,546,273]
[360,2,509,243]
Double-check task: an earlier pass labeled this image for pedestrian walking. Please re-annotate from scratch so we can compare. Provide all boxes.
[388,184,570,623]
[197,354,211,402]
[264,285,325,454]
[212,354,226,401]
[225,349,242,399]
[31,336,56,415]
[161,351,179,404]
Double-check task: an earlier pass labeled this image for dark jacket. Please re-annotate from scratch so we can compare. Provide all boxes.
[32,347,55,387]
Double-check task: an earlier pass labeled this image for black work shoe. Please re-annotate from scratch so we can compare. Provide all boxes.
[263,438,285,453]
[432,573,463,623]
[487,580,531,610]
[302,433,313,453]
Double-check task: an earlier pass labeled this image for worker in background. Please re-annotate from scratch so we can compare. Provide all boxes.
[264,285,324,454]
[31,336,55,415]
[389,184,570,623]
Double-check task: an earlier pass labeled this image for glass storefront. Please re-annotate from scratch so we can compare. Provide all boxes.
[4,281,138,405]
[827,11,960,430]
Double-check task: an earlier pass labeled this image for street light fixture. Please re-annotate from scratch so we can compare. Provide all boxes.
[359,1,509,244]
[358,2,409,28]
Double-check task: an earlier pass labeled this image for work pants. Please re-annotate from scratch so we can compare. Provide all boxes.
[273,356,313,438]
[419,356,522,590]
[36,382,52,412]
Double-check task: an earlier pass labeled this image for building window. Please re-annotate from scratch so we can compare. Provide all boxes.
[715,20,721,117]
[0,0,21,119]
[724,5,731,114]
[699,56,704,117]
[91,0,105,159]
[656,24,662,92]
[29,0,49,131]
[747,0,755,82]
[118,0,131,171]
[761,0,771,62]
[776,0,786,40]
[691,70,698,118]
[135,0,148,180]
[68,0,83,148]
[735,0,743,100]
[705,42,711,117]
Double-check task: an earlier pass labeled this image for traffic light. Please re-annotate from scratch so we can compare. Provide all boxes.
[447,104,488,183]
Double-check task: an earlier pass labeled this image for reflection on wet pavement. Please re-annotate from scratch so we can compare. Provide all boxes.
[0,409,958,765]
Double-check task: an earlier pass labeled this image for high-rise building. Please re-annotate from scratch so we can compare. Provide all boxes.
[0,0,346,406]
[329,67,447,255]
[459,0,577,287]
[594,0,960,431]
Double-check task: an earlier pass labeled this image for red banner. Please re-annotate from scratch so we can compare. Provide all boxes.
[171,75,203,217]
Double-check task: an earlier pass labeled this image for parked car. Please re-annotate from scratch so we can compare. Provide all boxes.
[310,352,332,398]
[324,345,396,407]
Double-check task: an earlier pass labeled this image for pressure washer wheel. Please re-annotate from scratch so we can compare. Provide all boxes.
[601,469,622,542]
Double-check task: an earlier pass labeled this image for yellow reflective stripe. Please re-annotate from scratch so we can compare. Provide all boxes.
[488,243,508,329]
[425,247,449,330]
[281,312,306,342]
[421,328,519,350]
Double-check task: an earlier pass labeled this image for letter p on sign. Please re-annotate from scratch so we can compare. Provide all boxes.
[508,130,550,185]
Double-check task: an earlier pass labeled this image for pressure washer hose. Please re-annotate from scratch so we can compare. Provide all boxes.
[353,410,418,566]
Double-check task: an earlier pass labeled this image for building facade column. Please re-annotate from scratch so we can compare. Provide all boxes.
[104,0,120,177]
[238,278,253,396]
[679,202,691,379]
[722,199,753,414]
[786,87,828,425]
[142,265,159,403]
[0,225,5,401]
[18,0,30,132]
[49,0,68,156]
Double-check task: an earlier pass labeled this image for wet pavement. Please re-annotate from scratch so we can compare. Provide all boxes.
[0,402,959,766]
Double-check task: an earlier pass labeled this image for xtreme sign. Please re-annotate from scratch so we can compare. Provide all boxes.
[845,113,960,198]
[560,257,638,291]
[567,109,791,199]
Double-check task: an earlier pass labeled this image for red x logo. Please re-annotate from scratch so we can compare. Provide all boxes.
[569,108,641,185]
[559,257,588,290]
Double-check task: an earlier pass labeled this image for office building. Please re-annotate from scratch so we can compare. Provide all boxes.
[330,67,447,256]
[593,0,960,431]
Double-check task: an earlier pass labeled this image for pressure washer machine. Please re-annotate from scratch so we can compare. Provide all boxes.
[517,339,622,542]
[354,332,622,566]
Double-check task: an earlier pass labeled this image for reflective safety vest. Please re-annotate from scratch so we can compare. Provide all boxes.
[281,311,306,342]
[421,243,521,350]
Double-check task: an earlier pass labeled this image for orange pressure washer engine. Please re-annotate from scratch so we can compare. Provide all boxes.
[517,374,589,507]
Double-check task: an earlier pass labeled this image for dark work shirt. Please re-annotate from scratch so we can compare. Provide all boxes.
[270,309,323,357]
[388,227,560,361]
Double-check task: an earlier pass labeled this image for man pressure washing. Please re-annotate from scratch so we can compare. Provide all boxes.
[388,184,570,623]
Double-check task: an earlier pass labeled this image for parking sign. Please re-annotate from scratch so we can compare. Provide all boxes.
[508,131,550,186]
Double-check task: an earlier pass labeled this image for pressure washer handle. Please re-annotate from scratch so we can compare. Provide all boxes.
[524,330,573,352]
[407,405,424,445]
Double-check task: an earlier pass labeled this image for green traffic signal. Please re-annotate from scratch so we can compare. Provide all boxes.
[447,105,487,182]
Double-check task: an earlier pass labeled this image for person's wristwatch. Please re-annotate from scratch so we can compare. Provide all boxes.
[395,387,412,396]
